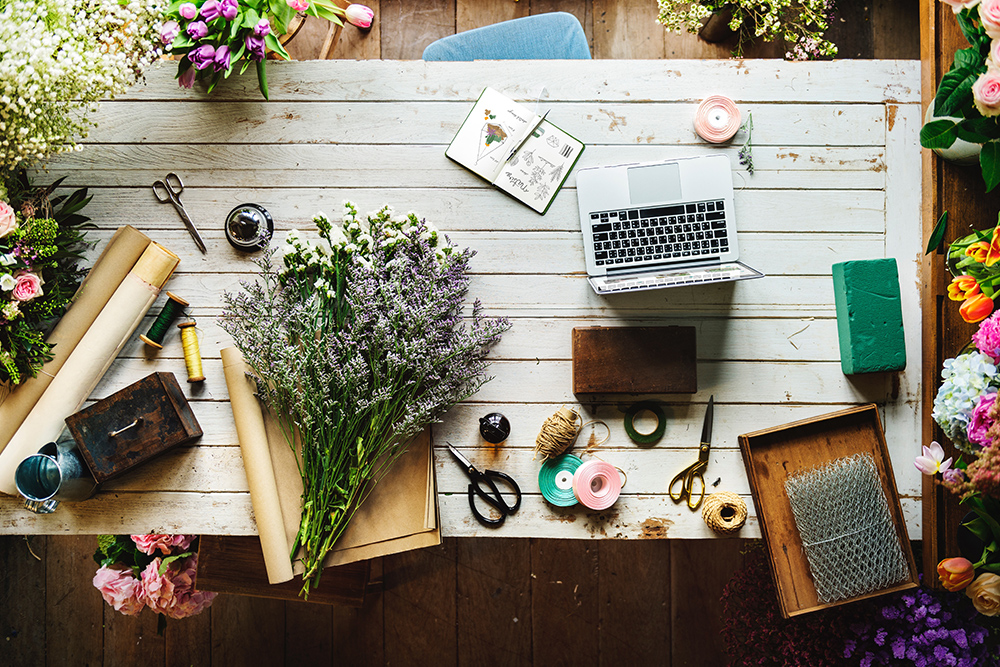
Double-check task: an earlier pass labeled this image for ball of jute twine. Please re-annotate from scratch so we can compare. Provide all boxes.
[701,491,747,534]
[534,406,582,459]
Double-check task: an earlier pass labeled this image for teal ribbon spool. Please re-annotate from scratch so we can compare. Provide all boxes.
[624,401,665,445]
[539,453,583,507]
[140,292,188,349]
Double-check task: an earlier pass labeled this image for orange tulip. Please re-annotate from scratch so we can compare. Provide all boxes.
[967,241,992,263]
[938,557,975,592]
[986,226,1000,267]
[949,275,981,301]
[961,292,995,323]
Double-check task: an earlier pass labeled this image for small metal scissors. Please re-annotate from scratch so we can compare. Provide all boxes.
[447,443,521,527]
[669,395,714,510]
[152,172,207,253]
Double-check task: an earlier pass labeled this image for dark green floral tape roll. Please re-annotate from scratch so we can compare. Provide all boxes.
[624,402,665,445]
[539,453,583,507]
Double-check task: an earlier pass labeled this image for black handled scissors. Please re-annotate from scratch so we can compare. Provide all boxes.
[669,395,714,510]
[152,172,207,253]
[447,443,521,527]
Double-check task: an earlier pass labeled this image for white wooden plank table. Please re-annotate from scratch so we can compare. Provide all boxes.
[0,60,923,539]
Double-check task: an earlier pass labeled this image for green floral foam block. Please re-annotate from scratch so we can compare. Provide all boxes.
[832,259,906,375]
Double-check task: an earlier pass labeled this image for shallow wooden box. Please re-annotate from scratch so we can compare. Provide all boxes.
[738,404,918,617]
[571,326,697,394]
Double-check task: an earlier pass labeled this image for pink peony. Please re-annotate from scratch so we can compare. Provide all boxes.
[131,534,195,555]
[140,555,218,619]
[969,392,998,447]
[11,270,42,302]
[974,311,1000,361]
[974,68,1000,117]
[0,201,16,238]
[983,0,1000,38]
[941,0,982,13]
[93,565,145,616]
[345,4,374,28]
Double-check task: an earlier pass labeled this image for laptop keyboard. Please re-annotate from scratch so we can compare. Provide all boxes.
[589,200,728,267]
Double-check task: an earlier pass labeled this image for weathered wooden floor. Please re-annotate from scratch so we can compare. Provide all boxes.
[0,0,921,665]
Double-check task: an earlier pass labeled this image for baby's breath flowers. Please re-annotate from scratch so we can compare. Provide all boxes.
[655,0,837,60]
[0,0,164,172]
[222,202,508,597]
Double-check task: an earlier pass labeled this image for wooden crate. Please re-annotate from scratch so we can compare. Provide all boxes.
[738,405,918,617]
[571,326,697,394]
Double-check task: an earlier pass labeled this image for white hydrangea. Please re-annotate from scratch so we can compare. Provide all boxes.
[0,0,165,170]
[932,351,1000,454]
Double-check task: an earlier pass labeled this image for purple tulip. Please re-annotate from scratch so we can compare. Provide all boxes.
[220,0,238,20]
[179,2,197,19]
[178,67,197,89]
[188,44,216,70]
[254,18,271,37]
[213,45,232,72]
[160,20,180,45]
[200,0,221,21]
[186,20,208,39]
[245,34,266,61]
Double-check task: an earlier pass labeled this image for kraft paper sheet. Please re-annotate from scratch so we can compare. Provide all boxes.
[0,226,151,452]
[0,243,180,496]
[221,347,439,585]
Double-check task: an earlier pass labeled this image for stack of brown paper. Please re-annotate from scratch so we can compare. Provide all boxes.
[221,347,440,584]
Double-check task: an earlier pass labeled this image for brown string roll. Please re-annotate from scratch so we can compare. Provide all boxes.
[701,491,747,534]
[534,406,582,459]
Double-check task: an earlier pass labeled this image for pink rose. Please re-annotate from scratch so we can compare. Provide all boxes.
[93,565,145,616]
[140,555,218,619]
[11,270,43,302]
[131,534,195,555]
[287,0,308,11]
[941,0,982,13]
[992,38,1000,68]
[345,4,374,28]
[0,201,16,238]
[969,392,998,447]
[983,0,1000,38]
[974,68,1000,117]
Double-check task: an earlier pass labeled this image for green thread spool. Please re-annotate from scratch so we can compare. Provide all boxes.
[140,292,188,349]
[624,402,665,445]
[539,453,583,507]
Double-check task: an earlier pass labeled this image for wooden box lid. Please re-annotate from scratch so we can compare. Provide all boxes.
[571,326,696,394]
[66,372,202,484]
[737,405,918,617]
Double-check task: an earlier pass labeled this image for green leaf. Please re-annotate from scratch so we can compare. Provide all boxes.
[157,551,193,575]
[965,516,994,543]
[264,32,290,61]
[257,59,269,100]
[921,119,959,150]
[972,502,1000,543]
[982,141,1000,192]
[981,562,1000,575]
[926,211,949,255]
[937,68,979,117]
[953,47,983,71]
[171,33,193,50]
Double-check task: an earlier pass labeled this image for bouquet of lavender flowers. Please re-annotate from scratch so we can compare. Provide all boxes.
[222,202,508,596]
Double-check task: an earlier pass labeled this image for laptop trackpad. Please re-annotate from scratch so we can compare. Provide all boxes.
[627,163,682,206]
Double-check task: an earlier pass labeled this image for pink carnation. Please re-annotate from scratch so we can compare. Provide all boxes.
[975,311,1000,361]
[140,555,217,619]
[131,534,195,555]
[969,392,998,447]
[93,565,145,616]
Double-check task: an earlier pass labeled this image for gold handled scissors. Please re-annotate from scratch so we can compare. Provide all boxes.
[152,172,207,253]
[669,395,713,510]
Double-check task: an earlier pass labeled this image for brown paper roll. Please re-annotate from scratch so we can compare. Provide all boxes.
[0,226,151,452]
[0,242,180,495]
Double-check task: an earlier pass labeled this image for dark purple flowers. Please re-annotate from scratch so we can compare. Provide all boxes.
[213,45,231,72]
[245,34,265,61]
[187,44,216,70]
[220,0,238,20]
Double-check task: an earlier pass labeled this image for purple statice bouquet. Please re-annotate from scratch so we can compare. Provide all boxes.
[221,202,508,597]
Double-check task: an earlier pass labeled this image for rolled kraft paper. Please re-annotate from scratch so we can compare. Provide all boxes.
[0,226,151,452]
[221,346,295,584]
[0,243,179,496]
[694,95,741,143]
[573,459,621,511]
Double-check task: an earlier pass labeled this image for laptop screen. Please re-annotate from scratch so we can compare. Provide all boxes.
[627,162,681,205]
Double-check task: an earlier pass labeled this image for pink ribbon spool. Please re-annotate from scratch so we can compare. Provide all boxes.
[573,460,622,511]
[694,95,741,143]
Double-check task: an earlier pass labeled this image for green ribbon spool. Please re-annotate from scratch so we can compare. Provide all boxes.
[624,402,665,445]
[539,453,583,507]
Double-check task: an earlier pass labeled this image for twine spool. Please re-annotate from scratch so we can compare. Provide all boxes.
[573,459,622,510]
[534,406,582,459]
[178,320,205,383]
[139,292,188,349]
[701,491,747,534]
[694,95,741,143]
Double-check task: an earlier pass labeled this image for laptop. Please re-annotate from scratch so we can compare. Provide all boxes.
[576,154,764,295]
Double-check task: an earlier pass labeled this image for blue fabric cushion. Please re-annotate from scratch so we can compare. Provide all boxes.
[422,12,591,61]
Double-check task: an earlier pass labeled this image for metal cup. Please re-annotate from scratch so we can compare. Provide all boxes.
[15,435,98,514]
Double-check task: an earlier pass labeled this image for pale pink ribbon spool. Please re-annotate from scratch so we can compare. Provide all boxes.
[694,95,741,143]
[573,459,622,511]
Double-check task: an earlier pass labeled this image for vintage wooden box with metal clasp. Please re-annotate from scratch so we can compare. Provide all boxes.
[65,371,202,484]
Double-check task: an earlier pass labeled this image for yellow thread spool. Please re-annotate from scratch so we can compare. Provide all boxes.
[178,320,205,383]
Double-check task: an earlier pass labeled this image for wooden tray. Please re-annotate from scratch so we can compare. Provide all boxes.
[738,405,918,617]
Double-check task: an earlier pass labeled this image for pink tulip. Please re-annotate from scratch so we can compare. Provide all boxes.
[345,4,374,28]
